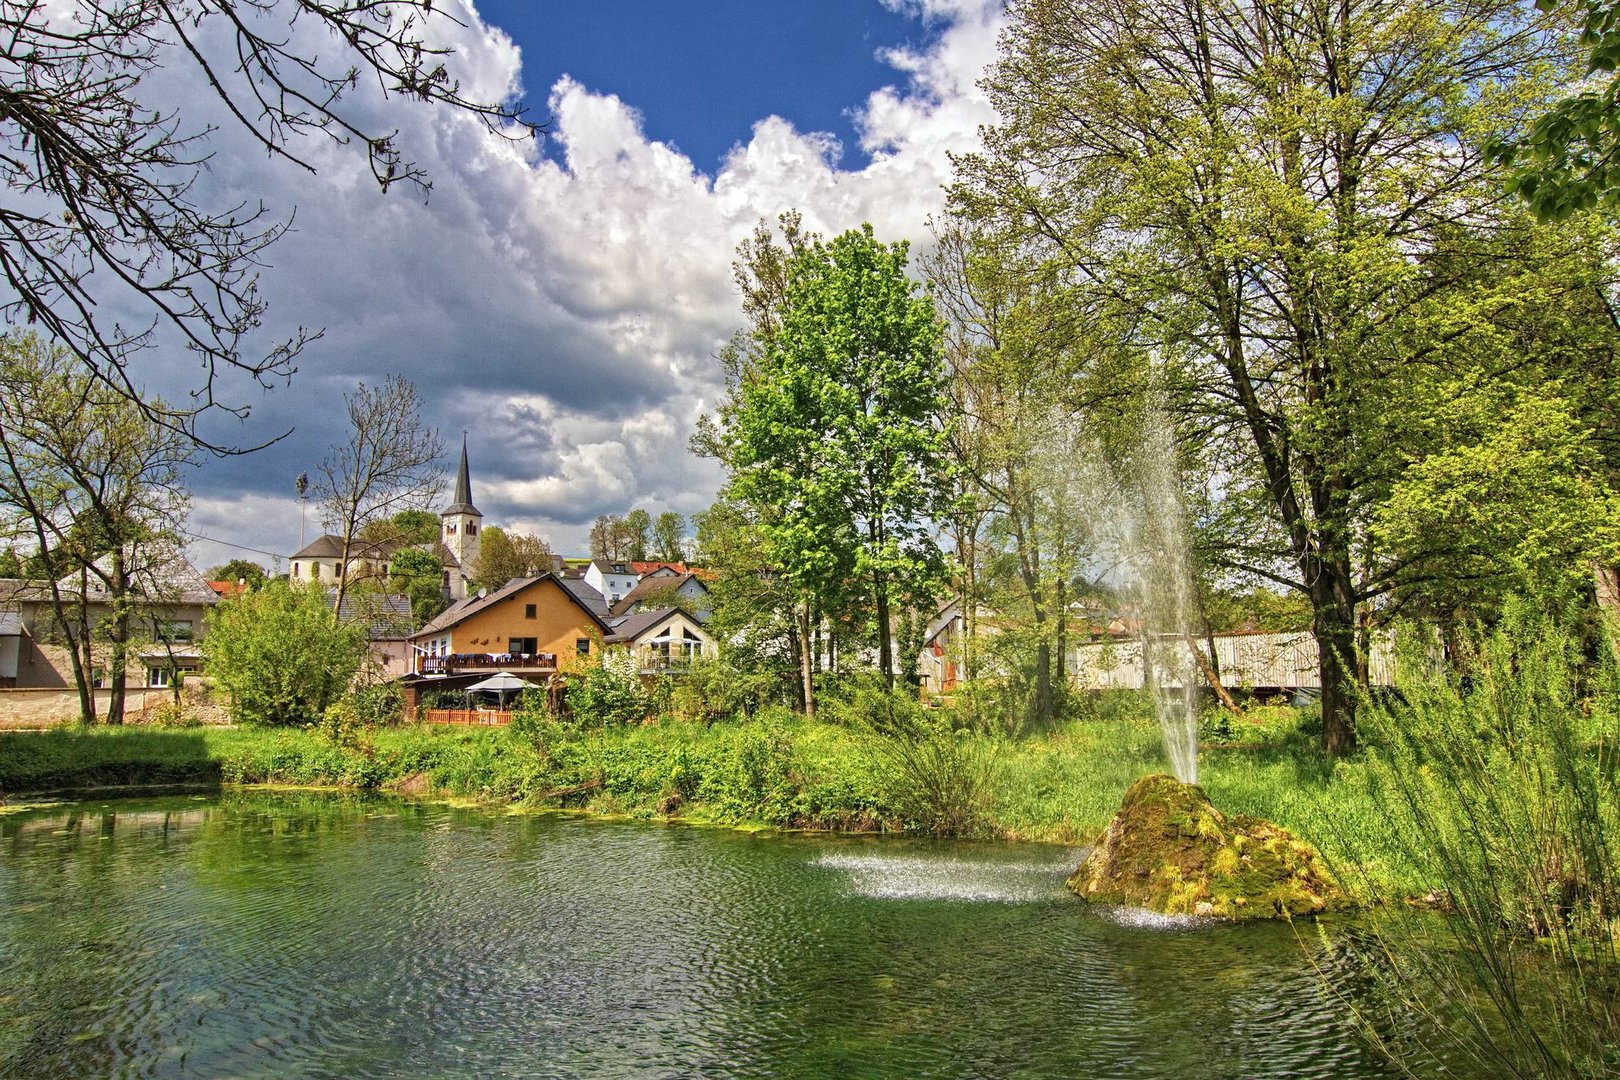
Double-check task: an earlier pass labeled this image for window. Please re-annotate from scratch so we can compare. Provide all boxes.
[576,638,590,656]
[524,603,536,619]
[292,563,300,578]
[147,667,171,689]
[468,523,477,535]
[90,666,106,689]
[153,619,193,643]
[508,637,537,656]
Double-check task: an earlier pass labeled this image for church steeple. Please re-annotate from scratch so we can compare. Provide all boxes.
[440,435,482,598]
[444,435,479,517]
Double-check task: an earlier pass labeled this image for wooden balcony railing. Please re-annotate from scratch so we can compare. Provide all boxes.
[418,652,558,676]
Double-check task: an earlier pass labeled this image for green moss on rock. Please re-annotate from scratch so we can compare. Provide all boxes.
[1068,773,1340,919]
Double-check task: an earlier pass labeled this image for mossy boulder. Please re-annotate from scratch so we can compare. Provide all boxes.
[1068,773,1339,919]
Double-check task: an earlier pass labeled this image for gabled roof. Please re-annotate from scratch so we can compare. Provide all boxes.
[604,605,709,645]
[411,572,611,640]
[590,558,637,576]
[630,561,691,576]
[52,550,218,607]
[0,611,24,636]
[209,580,251,599]
[608,572,709,617]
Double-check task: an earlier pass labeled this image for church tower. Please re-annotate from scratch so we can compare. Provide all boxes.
[441,436,482,598]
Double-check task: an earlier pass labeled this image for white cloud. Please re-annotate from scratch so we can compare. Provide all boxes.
[168,0,1006,564]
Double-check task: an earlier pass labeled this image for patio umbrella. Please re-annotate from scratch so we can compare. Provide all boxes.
[464,671,540,707]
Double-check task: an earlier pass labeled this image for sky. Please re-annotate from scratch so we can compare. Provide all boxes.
[152,0,1008,571]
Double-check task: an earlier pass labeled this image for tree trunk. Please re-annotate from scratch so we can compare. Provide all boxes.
[797,600,816,720]
[104,548,129,726]
[874,573,893,690]
[1312,575,1359,756]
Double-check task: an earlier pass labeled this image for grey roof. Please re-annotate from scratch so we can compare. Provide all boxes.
[608,572,708,617]
[291,534,398,562]
[0,611,23,636]
[412,573,611,640]
[604,606,708,645]
[335,592,415,640]
[51,549,219,607]
[442,436,480,517]
[560,577,611,618]
[590,559,636,576]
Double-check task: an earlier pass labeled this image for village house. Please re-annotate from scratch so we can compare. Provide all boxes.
[0,554,219,692]
[603,606,716,673]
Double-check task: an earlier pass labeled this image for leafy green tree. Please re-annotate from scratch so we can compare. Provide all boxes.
[624,509,652,561]
[719,222,955,693]
[1496,1,1620,221]
[206,560,268,590]
[652,511,688,562]
[470,525,551,592]
[953,0,1612,754]
[588,514,638,561]
[358,509,440,546]
[388,546,448,626]
[0,333,195,724]
[204,580,364,726]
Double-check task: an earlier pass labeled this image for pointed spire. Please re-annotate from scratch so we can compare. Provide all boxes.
[443,434,480,517]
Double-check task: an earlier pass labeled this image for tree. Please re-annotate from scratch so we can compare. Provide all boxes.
[953,0,1610,754]
[204,579,364,726]
[207,559,268,590]
[0,1,526,444]
[588,514,638,561]
[314,375,443,612]
[652,511,688,563]
[1496,0,1620,221]
[718,222,955,694]
[0,333,194,723]
[470,525,551,592]
[359,509,440,546]
[624,509,651,561]
[388,545,448,626]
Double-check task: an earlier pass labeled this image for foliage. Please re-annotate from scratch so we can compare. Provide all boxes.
[469,525,552,592]
[866,710,1002,839]
[1495,0,1620,221]
[564,665,654,729]
[206,560,268,590]
[714,221,955,692]
[0,332,196,724]
[952,0,1616,755]
[315,375,444,611]
[588,513,641,561]
[1336,605,1620,1078]
[359,509,440,546]
[652,511,688,562]
[204,580,364,727]
[0,0,525,441]
[389,545,449,626]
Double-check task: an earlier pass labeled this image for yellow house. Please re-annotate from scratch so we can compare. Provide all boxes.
[408,573,612,679]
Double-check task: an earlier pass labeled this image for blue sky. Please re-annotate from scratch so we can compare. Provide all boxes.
[479,1,938,173]
[171,0,1005,570]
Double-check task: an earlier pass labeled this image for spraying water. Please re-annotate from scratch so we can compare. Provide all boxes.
[1114,400,1200,784]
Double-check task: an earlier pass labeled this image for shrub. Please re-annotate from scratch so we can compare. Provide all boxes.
[204,580,364,726]
[1339,603,1620,1078]
[867,711,1000,838]
[565,665,654,728]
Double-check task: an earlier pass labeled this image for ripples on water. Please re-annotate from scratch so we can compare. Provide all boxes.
[0,793,1411,1079]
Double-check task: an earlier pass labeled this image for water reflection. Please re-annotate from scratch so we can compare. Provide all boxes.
[0,793,1417,1078]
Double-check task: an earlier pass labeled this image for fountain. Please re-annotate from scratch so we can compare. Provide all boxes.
[1111,399,1200,784]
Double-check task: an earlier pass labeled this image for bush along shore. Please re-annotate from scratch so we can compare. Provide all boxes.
[0,694,1421,898]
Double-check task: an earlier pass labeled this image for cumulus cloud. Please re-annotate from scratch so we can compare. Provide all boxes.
[158,0,1007,564]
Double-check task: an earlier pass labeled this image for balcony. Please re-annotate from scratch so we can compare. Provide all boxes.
[418,652,559,676]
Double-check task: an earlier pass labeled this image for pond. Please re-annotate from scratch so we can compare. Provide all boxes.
[0,791,1415,1078]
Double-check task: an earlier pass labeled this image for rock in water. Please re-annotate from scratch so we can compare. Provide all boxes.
[1068,773,1339,919]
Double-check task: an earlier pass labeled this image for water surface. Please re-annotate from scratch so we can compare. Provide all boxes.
[0,792,1406,1078]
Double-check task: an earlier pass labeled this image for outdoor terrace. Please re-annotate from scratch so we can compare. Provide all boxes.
[417,652,559,677]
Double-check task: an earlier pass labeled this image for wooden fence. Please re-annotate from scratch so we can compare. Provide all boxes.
[422,708,511,726]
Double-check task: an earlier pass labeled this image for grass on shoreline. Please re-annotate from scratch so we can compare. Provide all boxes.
[0,704,1415,895]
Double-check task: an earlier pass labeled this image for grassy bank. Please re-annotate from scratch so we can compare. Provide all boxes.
[0,704,1410,893]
